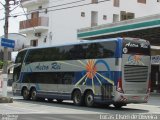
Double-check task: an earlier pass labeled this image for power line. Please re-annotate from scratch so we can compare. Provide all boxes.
[11,0,87,16]
[42,0,86,10]
[10,0,110,18]
[49,0,109,12]
[10,3,21,12]
[0,1,5,7]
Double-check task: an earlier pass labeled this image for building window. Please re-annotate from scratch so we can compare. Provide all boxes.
[120,11,135,21]
[113,14,119,22]
[91,11,98,27]
[127,12,135,19]
[91,0,98,4]
[137,0,146,4]
[81,12,85,17]
[45,9,48,14]
[38,6,42,10]
[31,12,39,19]
[103,15,107,20]
[114,0,120,7]
[30,39,38,47]
[120,11,127,21]
[44,36,47,43]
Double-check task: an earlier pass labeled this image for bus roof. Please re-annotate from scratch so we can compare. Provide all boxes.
[20,38,122,52]
[19,37,149,52]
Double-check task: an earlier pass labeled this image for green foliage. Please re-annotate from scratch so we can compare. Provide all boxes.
[0,60,3,69]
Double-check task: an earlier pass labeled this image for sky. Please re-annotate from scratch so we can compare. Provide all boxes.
[0,0,26,37]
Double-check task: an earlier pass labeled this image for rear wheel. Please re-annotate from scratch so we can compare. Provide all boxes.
[31,88,37,101]
[48,98,53,102]
[113,103,125,109]
[73,90,83,106]
[22,88,30,100]
[56,99,63,103]
[85,91,94,107]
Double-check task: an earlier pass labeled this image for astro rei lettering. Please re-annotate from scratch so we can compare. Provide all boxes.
[35,62,61,71]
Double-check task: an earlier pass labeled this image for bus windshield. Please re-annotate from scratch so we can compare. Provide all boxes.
[123,38,150,55]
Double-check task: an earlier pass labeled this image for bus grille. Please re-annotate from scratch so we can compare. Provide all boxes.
[124,65,148,82]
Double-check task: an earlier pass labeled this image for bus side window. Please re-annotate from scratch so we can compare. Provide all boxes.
[15,50,27,63]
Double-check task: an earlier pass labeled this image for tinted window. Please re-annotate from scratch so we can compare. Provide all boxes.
[25,41,116,63]
[22,72,73,84]
[15,50,27,63]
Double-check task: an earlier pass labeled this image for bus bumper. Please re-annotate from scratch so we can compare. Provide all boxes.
[12,89,21,96]
[114,92,150,104]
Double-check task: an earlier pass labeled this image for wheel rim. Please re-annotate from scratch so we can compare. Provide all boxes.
[74,93,81,104]
[87,94,93,105]
[23,89,29,99]
[32,91,36,99]
[57,99,63,103]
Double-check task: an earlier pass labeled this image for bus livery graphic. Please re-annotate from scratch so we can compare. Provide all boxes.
[75,59,113,93]
[127,55,144,65]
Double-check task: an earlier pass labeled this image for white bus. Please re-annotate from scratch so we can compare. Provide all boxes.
[12,38,151,108]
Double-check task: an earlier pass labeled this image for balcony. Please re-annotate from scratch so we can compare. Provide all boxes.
[19,17,49,34]
[21,0,49,7]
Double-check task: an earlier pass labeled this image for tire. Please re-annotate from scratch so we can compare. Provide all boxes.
[113,103,123,109]
[85,91,94,107]
[31,88,37,101]
[56,99,63,103]
[48,98,53,102]
[22,88,30,100]
[73,90,83,106]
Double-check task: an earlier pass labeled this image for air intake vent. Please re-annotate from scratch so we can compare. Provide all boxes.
[124,65,148,82]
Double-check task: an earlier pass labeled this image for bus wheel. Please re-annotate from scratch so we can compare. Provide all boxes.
[113,103,123,109]
[56,99,63,103]
[22,88,30,100]
[48,98,53,102]
[31,88,37,101]
[73,90,83,106]
[85,91,94,107]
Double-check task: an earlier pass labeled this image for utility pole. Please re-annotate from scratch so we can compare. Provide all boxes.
[0,0,16,103]
[2,0,10,98]
[3,0,10,74]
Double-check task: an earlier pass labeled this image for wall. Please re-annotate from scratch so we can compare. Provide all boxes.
[24,0,160,46]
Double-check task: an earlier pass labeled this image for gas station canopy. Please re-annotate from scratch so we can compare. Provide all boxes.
[77,14,160,46]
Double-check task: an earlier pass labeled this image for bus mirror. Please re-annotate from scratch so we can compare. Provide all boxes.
[7,64,16,72]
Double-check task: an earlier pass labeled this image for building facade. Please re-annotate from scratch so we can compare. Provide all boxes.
[19,0,160,46]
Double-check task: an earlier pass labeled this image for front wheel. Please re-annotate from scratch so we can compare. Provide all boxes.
[73,90,83,106]
[85,91,94,107]
[22,88,30,100]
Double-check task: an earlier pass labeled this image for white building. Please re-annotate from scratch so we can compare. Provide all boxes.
[19,0,160,47]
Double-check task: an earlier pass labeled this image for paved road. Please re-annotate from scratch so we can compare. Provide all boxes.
[0,93,160,120]
[0,85,160,120]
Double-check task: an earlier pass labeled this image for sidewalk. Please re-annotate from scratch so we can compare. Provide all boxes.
[0,70,13,103]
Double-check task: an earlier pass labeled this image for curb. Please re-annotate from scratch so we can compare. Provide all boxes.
[0,97,13,103]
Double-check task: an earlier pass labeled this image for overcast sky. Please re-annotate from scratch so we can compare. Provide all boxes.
[0,0,26,37]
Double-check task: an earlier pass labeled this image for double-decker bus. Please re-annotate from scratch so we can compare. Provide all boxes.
[12,38,151,108]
